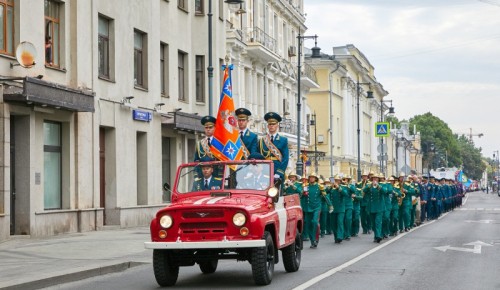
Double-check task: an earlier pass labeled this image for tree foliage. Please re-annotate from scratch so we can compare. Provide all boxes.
[408,112,485,180]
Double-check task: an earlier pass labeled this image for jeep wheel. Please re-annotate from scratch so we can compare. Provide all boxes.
[282,230,302,272]
[251,231,274,285]
[153,249,179,286]
[199,259,218,274]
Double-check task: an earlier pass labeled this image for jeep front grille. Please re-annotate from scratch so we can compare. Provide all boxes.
[180,222,227,234]
[182,210,224,219]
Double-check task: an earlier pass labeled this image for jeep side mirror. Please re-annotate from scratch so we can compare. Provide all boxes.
[163,182,171,192]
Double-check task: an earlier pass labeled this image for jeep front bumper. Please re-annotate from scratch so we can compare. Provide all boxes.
[145,239,265,249]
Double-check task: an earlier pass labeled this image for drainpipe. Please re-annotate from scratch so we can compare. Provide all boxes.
[328,61,340,177]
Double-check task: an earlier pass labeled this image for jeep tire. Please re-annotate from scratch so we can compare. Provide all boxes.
[153,249,179,286]
[199,259,218,274]
[251,231,274,285]
[282,230,302,272]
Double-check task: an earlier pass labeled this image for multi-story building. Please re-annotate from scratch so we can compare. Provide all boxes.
[0,0,315,241]
[305,44,389,180]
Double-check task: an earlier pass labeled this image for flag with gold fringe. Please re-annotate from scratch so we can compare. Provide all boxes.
[210,64,244,161]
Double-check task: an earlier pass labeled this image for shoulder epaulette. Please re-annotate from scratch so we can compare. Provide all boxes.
[263,175,269,178]
[194,178,201,181]
[214,177,222,180]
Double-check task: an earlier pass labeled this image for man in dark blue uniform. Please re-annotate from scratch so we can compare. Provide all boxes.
[194,116,217,162]
[235,108,259,159]
[192,164,222,191]
[258,112,289,181]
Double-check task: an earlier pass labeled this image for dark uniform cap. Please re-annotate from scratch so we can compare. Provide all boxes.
[201,116,216,126]
[264,112,282,124]
[235,108,252,120]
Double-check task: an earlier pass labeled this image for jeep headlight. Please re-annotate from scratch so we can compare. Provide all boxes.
[233,213,246,227]
[159,215,173,229]
[268,187,278,198]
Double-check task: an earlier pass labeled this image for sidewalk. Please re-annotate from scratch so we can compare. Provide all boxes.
[0,226,152,290]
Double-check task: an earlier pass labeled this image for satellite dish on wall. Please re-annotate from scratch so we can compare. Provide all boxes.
[11,41,37,68]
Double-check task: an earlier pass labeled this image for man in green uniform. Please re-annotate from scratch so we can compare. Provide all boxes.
[351,175,363,237]
[363,173,387,243]
[357,172,371,234]
[342,175,356,241]
[380,174,391,239]
[329,175,348,243]
[388,176,401,236]
[302,173,325,248]
[398,172,415,233]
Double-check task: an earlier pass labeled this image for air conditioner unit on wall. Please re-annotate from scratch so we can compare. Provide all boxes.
[288,46,297,57]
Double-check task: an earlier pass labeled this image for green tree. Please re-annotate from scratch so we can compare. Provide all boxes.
[456,135,485,180]
[409,112,461,168]
[386,115,401,130]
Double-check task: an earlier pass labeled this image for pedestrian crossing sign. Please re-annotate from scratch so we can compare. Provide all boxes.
[375,122,390,137]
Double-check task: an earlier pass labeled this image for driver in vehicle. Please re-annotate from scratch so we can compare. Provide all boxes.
[192,164,222,191]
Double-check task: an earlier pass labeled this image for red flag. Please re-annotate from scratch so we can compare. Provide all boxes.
[210,64,244,161]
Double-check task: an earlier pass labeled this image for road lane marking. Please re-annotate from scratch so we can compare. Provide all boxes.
[292,215,444,290]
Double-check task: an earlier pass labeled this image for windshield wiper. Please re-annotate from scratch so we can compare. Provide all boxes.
[180,164,200,178]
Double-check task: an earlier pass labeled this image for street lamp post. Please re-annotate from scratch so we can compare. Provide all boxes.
[379,99,394,175]
[209,0,245,116]
[296,32,318,177]
[356,81,373,180]
[311,112,318,174]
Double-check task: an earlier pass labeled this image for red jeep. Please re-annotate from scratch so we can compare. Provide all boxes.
[145,160,303,286]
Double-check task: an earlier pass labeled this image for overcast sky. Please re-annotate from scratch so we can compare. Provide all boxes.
[305,0,500,159]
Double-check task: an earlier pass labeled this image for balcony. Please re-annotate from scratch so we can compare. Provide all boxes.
[301,62,319,89]
[244,27,280,63]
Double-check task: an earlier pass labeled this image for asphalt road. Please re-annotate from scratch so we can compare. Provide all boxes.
[42,191,500,290]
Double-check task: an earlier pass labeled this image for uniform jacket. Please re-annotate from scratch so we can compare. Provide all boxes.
[329,184,348,213]
[194,137,216,162]
[192,177,222,191]
[240,129,259,158]
[363,183,387,213]
[258,134,289,179]
[302,182,324,213]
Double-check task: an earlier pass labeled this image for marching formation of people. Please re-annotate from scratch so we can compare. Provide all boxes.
[284,171,465,248]
[193,108,466,249]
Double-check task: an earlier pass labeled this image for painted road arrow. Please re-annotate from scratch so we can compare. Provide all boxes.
[465,220,494,224]
[434,240,493,254]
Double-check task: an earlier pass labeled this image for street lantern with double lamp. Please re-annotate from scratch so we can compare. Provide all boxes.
[295,33,319,177]
[356,81,374,180]
[310,112,318,174]
[207,0,244,115]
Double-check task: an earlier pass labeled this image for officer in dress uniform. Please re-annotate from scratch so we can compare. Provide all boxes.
[259,112,289,181]
[192,164,222,191]
[235,108,259,159]
[194,116,217,162]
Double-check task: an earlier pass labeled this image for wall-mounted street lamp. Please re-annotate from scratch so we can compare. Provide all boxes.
[154,102,165,112]
[356,81,373,180]
[296,33,318,177]
[121,96,135,108]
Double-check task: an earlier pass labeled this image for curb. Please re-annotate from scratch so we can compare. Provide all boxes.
[0,261,147,290]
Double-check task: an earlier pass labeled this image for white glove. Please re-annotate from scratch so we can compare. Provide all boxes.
[274,174,280,179]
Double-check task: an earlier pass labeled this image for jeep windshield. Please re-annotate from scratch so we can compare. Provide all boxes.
[176,162,272,194]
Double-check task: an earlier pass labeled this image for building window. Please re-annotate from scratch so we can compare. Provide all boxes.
[160,42,169,96]
[178,0,186,10]
[195,55,205,102]
[98,15,110,79]
[195,0,203,14]
[0,0,14,55]
[178,51,187,101]
[44,121,62,210]
[44,0,61,67]
[134,29,148,88]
